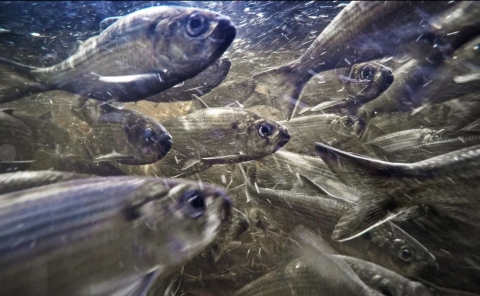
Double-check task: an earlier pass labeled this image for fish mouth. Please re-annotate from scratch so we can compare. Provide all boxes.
[157,133,173,159]
[275,128,291,150]
[208,17,236,61]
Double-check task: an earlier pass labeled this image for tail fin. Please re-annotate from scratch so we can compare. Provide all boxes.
[252,65,306,121]
[0,57,47,103]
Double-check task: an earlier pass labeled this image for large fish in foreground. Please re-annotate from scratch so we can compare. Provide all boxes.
[315,143,480,242]
[0,6,236,103]
[0,176,230,296]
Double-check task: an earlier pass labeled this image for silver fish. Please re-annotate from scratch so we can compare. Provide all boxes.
[245,170,437,278]
[0,6,236,103]
[0,170,90,195]
[148,107,290,177]
[280,113,362,155]
[77,102,172,165]
[0,176,230,296]
[251,1,455,119]
[315,143,480,242]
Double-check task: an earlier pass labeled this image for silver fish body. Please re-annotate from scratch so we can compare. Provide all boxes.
[0,176,230,296]
[149,107,290,177]
[0,6,236,103]
[78,102,172,165]
[245,177,437,278]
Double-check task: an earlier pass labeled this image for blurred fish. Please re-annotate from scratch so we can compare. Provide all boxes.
[252,1,456,119]
[366,129,480,162]
[0,176,230,296]
[76,102,172,165]
[188,79,257,112]
[0,109,35,173]
[315,143,480,242]
[146,58,231,104]
[7,110,70,153]
[0,6,236,103]
[245,171,437,278]
[337,255,431,296]
[410,36,480,107]
[280,114,362,155]
[151,108,290,177]
[292,61,393,117]
[0,170,90,195]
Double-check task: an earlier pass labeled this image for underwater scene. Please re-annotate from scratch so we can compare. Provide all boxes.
[0,1,480,295]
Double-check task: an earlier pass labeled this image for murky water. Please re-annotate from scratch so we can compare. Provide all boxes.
[1,1,480,295]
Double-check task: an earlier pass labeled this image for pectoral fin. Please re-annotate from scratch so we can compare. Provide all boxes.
[201,154,242,165]
[181,158,202,170]
[0,108,15,115]
[109,269,160,296]
[94,152,135,163]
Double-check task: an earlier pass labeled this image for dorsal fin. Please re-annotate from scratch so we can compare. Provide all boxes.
[98,103,117,114]
[297,174,356,205]
[99,16,121,32]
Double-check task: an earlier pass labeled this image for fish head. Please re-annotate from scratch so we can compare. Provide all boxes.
[343,62,394,102]
[329,116,363,139]
[121,112,172,165]
[369,223,438,278]
[241,113,290,158]
[136,179,231,268]
[151,7,236,86]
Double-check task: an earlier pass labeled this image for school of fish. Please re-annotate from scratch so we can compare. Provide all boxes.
[0,1,480,295]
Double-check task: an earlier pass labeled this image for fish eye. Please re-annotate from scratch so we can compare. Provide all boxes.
[343,118,355,128]
[360,65,376,80]
[398,247,414,262]
[257,122,274,138]
[186,13,208,37]
[143,128,157,144]
[179,190,206,219]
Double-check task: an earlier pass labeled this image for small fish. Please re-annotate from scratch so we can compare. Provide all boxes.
[0,109,35,173]
[76,102,172,165]
[0,6,236,103]
[0,176,230,296]
[315,142,480,242]
[251,1,455,119]
[188,78,257,113]
[8,110,70,153]
[245,171,437,278]
[279,114,362,155]
[0,170,90,195]
[150,107,290,177]
[289,61,393,117]
[145,58,231,104]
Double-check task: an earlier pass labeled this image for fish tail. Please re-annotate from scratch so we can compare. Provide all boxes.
[252,64,306,121]
[0,57,48,103]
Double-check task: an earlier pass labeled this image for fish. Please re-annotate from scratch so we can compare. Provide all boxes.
[290,61,393,117]
[187,79,257,113]
[244,169,437,278]
[0,109,35,173]
[251,1,456,119]
[0,176,230,296]
[0,170,90,195]
[7,110,70,153]
[145,58,231,104]
[148,107,290,177]
[0,6,236,104]
[409,36,480,108]
[294,227,431,296]
[75,102,172,165]
[366,129,480,162]
[279,113,362,155]
[315,142,480,242]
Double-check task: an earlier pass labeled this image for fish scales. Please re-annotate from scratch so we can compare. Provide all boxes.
[0,176,229,295]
